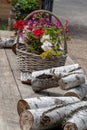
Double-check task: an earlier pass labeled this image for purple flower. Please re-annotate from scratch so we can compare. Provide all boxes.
[19,32,23,37]
[33,21,38,27]
[65,28,70,33]
[55,19,61,27]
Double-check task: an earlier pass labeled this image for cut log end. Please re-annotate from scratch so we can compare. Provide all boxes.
[64,92,80,99]
[20,111,34,130]
[64,122,78,130]
[17,100,30,115]
[21,80,31,85]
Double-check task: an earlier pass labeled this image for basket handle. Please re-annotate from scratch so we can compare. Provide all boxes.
[17,9,67,54]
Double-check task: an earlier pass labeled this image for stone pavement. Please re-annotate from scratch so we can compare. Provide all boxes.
[67,38,87,77]
[53,0,87,77]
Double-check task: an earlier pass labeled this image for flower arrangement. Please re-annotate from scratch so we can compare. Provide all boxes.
[14,11,70,59]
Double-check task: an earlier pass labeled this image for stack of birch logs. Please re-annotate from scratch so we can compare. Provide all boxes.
[18,97,87,130]
[18,64,87,130]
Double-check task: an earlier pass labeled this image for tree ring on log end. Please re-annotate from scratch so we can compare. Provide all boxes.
[20,110,34,130]
[64,122,78,130]
[17,100,30,115]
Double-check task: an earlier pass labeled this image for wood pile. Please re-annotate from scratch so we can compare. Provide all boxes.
[18,64,87,130]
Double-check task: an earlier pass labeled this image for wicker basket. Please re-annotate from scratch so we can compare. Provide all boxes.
[16,10,67,73]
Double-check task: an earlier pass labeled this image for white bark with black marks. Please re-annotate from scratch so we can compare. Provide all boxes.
[63,108,87,130]
[17,96,80,115]
[31,68,84,92]
[31,74,58,92]
[58,73,85,90]
[41,101,87,129]
[20,101,87,130]
[64,82,87,100]
[20,72,32,84]
[32,64,81,79]
[0,37,15,48]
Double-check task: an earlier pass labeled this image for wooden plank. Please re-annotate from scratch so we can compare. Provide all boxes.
[0,49,21,130]
[0,30,14,38]
[5,49,39,98]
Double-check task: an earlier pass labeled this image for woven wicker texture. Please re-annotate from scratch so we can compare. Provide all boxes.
[16,10,67,73]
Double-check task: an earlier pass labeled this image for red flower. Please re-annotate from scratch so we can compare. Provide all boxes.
[33,29,44,37]
[13,20,24,30]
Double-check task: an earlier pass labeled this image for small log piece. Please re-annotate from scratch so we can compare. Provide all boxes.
[64,82,87,100]
[20,101,87,130]
[32,70,85,92]
[58,73,85,90]
[17,96,80,115]
[63,108,87,130]
[20,64,83,85]
[31,74,58,92]
[31,64,84,92]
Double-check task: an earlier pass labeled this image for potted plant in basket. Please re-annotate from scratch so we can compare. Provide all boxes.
[14,11,70,59]
[13,10,70,72]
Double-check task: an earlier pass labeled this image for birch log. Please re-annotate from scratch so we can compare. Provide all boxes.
[58,73,85,90]
[20,72,32,84]
[63,108,87,130]
[17,96,80,115]
[31,75,58,92]
[0,37,15,48]
[20,101,87,130]
[41,101,87,129]
[32,64,82,79]
[64,83,87,100]
[31,69,84,92]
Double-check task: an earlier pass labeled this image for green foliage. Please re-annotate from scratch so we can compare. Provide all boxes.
[44,27,64,51]
[40,49,56,59]
[14,0,39,20]
[40,49,64,59]
[9,0,18,6]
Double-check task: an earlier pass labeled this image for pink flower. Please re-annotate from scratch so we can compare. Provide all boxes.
[27,20,32,25]
[33,21,38,27]
[65,20,69,26]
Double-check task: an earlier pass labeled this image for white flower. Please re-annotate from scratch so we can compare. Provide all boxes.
[40,35,50,43]
[23,25,31,33]
[41,41,52,51]
[19,36,24,43]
